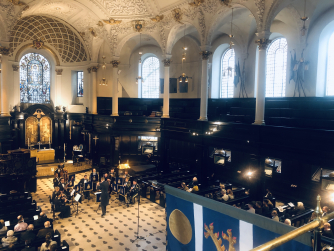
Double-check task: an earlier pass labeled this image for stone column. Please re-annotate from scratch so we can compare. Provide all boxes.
[1,47,10,116]
[111,60,120,117]
[12,64,20,107]
[199,50,212,121]
[162,56,172,118]
[91,66,98,114]
[55,69,63,108]
[254,33,271,125]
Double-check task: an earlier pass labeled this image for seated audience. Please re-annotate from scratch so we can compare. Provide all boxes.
[0,219,7,235]
[181,182,188,191]
[271,210,279,222]
[37,221,54,239]
[40,233,57,251]
[264,189,273,199]
[255,201,263,215]
[21,240,35,251]
[296,202,305,212]
[227,189,234,200]
[1,230,17,247]
[20,224,36,243]
[247,203,255,214]
[192,184,199,192]
[284,219,291,226]
[262,201,270,217]
[219,183,225,189]
[220,189,229,201]
[264,199,274,210]
[14,215,28,232]
[323,206,330,217]
[188,177,198,188]
[322,223,334,239]
[34,212,52,229]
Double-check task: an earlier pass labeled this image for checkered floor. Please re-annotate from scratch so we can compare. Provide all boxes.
[33,172,167,251]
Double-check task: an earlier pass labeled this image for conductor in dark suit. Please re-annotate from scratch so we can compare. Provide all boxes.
[97,177,109,217]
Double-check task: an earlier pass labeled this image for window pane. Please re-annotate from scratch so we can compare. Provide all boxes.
[326,33,334,96]
[220,49,235,98]
[266,38,287,97]
[20,53,50,103]
[77,71,84,97]
[142,57,159,98]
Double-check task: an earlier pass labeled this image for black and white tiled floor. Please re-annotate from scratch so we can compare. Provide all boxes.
[32,172,167,251]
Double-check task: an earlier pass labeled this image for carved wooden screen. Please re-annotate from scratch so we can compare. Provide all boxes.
[25,116,38,145]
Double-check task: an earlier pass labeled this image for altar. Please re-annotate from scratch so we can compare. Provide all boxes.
[30,149,55,163]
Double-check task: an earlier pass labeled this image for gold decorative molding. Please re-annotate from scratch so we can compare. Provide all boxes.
[33,39,44,50]
[12,65,19,71]
[87,67,92,73]
[189,0,204,7]
[55,69,63,76]
[204,222,236,251]
[97,21,104,27]
[91,66,99,72]
[220,0,232,6]
[0,46,10,55]
[89,28,97,37]
[103,18,122,25]
[163,59,171,67]
[8,0,26,6]
[255,38,271,50]
[15,44,60,66]
[78,32,85,37]
[133,21,144,32]
[151,15,164,22]
[111,60,120,68]
[172,8,182,23]
[200,51,212,60]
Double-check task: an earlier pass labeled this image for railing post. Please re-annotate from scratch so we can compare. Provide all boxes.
[313,194,323,251]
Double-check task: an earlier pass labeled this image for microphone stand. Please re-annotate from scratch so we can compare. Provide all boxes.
[131,187,145,243]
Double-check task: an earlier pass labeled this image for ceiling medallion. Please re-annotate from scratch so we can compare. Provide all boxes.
[172,8,183,23]
[103,18,122,25]
[151,15,164,22]
[33,39,44,50]
[189,0,204,7]
[133,21,145,32]
[97,21,104,27]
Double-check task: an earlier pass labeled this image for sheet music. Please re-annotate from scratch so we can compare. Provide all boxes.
[74,194,81,202]
[33,215,38,220]
[277,206,284,212]
[5,221,10,226]
[94,192,101,195]
[288,202,294,207]
[70,189,76,196]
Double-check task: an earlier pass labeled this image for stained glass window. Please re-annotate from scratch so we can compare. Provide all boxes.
[20,53,50,103]
[326,33,334,96]
[220,49,235,98]
[142,57,159,98]
[266,38,288,97]
[77,71,84,97]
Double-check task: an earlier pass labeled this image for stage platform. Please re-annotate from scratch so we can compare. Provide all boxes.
[36,160,91,178]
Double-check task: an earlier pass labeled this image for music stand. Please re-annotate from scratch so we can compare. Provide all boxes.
[84,181,92,201]
[131,187,145,243]
[73,193,82,217]
[94,192,102,213]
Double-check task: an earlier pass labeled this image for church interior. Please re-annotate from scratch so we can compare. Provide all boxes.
[0,0,334,250]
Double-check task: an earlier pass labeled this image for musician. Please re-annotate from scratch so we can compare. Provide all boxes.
[109,169,116,183]
[51,187,60,203]
[67,176,75,188]
[103,173,109,181]
[97,177,109,217]
[123,170,130,179]
[79,175,90,200]
[90,169,99,183]
[59,178,70,197]
[127,180,139,204]
[123,177,131,194]
[53,174,60,188]
[54,193,71,218]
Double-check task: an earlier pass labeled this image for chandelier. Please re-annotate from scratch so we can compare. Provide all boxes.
[179,24,190,83]
[229,8,234,49]
[100,44,108,86]
[300,0,309,36]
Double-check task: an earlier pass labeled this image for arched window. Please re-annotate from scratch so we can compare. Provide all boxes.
[142,57,159,98]
[220,49,235,98]
[326,33,334,96]
[20,53,50,103]
[266,38,288,97]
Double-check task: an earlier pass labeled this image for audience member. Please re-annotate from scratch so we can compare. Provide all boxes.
[323,223,334,239]
[308,212,316,223]
[255,201,263,215]
[296,202,305,212]
[220,189,229,201]
[264,199,274,210]
[262,200,270,217]
[264,189,273,199]
[50,244,57,251]
[181,182,188,191]
[247,203,255,214]
[1,230,17,247]
[14,215,28,232]
[271,210,279,222]
[34,212,51,229]
[227,189,234,200]
[21,240,35,251]
[0,219,7,235]
[284,219,291,226]
[20,224,36,244]
[40,233,57,251]
[37,221,54,239]
[323,206,330,217]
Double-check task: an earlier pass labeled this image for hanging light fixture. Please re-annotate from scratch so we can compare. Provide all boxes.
[229,8,234,49]
[179,24,190,83]
[300,0,309,36]
[100,43,108,86]
[136,33,144,84]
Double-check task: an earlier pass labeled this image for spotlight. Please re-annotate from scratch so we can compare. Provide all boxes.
[247,171,253,177]
[192,132,195,136]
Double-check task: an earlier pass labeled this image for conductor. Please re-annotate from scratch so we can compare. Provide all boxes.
[97,177,109,217]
